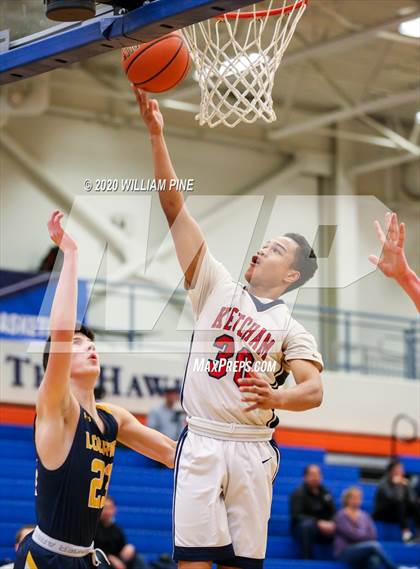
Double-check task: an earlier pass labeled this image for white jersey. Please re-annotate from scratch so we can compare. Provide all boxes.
[181,251,323,427]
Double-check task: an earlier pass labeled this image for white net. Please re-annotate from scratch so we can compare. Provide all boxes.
[182,0,307,128]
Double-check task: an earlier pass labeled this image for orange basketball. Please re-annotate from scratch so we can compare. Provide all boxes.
[121,32,191,93]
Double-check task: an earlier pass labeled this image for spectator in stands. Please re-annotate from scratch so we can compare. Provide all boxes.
[290,464,336,559]
[95,496,147,569]
[369,212,420,312]
[373,458,420,543]
[411,474,420,512]
[147,384,185,440]
[334,486,401,569]
[0,525,35,569]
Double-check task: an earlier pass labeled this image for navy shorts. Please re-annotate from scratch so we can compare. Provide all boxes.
[14,533,109,569]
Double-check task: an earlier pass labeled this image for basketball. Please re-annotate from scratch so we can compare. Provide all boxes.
[121,32,191,93]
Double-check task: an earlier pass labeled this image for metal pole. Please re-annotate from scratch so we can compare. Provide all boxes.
[344,312,352,372]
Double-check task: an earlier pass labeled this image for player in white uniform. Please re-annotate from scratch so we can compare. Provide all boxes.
[134,89,324,569]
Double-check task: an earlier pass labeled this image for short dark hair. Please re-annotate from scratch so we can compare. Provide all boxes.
[304,464,320,476]
[284,233,318,293]
[42,322,95,371]
[386,458,401,475]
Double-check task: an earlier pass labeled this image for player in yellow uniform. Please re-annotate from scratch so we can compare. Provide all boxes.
[15,211,176,569]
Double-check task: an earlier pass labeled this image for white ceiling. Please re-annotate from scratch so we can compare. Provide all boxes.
[2,0,420,178]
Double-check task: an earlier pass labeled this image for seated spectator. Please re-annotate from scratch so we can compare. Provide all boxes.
[373,458,420,542]
[0,525,35,569]
[95,496,147,569]
[147,385,185,440]
[411,474,420,516]
[334,486,401,569]
[290,464,336,559]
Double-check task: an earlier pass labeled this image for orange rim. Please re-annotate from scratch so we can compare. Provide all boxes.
[216,0,308,20]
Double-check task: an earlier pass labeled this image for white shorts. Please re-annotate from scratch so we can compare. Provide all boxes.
[173,418,280,569]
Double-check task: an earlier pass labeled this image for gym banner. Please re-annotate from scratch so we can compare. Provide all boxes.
[1,341,419,436]
[0,270,88,341]
[0,340,185,415]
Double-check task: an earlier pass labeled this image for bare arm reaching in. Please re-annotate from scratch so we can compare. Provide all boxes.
[134,87,206,288]
[369,212,420,312]
[36,211,81,469]
[102,403,176,468]
[37,211,176,470]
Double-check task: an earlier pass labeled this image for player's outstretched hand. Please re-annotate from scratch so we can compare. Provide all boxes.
[239,372,278,412]
[47,210,77,252]
[133,86,164,136]
[369,211,420,311]
[369,212,409,280]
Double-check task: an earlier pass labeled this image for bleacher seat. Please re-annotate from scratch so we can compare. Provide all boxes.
[0,424,33,442]
[401,455,420,475]
[1,424,419,568]
[375,521,404,542]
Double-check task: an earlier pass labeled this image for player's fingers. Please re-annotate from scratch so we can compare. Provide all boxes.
[142,90,152,113]
[51,214,60,229]
[47,210,57,228]
[244,403,259,412]
[368,255,379,267]
[239,380,265,392]
[52,210,62,227]
[241,395,259,404]
[239,386,266,396]
[373,220,386,245]
[388,212,398,242]
[398,223,406,249]
[238,378,260,386]
[135,87,148,113]
[249,370,263,380]
[238,379,253,387]
[246,373,266,386]
[132,85,141,105]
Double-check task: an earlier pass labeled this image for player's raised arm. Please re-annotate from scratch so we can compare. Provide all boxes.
[105,403,176,468]
[369,212,420,312]
[37,211,79,416]
[134,87,206,288]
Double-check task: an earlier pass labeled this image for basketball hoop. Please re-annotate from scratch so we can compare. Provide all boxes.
[182,0,308,128]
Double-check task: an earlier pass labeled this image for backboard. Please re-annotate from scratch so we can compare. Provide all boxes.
[0,0,265,85]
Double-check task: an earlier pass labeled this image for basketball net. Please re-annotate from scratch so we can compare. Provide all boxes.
[182,0,308,128]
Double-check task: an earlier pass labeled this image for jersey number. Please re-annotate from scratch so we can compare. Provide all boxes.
[88,458,113,509]
[208,333,254,385]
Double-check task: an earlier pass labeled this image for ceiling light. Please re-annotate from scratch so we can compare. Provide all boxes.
[219,53,263,78]
[193,53,263,81]
[398,17,420,38]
